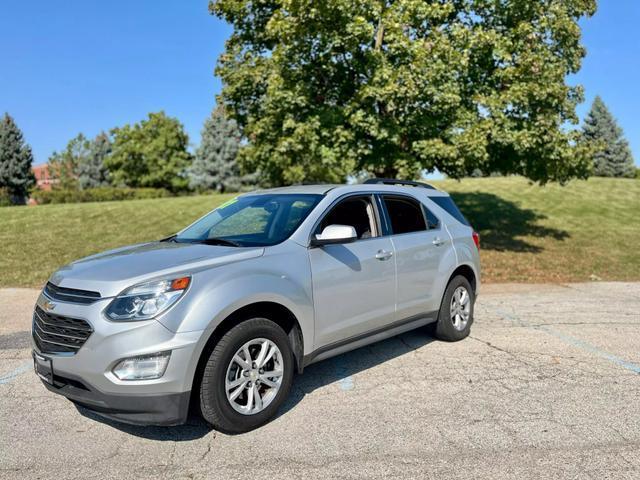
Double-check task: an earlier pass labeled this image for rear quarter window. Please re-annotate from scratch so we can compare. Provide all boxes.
[429,196,470,226]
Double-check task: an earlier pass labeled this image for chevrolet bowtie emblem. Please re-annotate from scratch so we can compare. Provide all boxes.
[42,300,56,312]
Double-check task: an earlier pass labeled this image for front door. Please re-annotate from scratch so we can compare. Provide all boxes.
[309,195,397,348]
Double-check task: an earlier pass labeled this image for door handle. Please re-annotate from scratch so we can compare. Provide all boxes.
[375,249,393,260]
[432,237,445,246]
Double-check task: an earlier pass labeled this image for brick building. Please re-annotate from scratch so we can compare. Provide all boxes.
[32,164,57,191]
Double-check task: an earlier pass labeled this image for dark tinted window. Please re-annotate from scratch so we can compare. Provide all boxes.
[422,206,440,230]
[383,196,427,235]
[429,196,470,226]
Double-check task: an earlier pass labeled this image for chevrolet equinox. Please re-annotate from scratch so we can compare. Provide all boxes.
[32,178,480,433]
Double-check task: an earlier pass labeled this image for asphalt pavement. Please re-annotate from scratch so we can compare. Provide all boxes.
[1,282,639,479]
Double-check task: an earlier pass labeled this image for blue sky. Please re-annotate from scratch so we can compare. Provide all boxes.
[1,1,638,166]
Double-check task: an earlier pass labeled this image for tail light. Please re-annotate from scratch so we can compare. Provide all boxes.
[472,231,480,250]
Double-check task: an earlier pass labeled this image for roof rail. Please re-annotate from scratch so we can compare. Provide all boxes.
[363,178,437,190]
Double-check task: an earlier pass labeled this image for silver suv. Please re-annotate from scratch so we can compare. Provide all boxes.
[32,179,480,433]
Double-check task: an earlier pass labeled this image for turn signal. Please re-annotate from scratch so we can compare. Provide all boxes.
[170,277,191,291]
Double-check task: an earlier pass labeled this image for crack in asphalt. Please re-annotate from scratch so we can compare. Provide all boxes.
[485,305,640,375]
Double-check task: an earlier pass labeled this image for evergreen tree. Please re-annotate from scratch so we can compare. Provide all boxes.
[189,106,257,193]
[583,96,635,178]
[48,133,88,190]
[0,113,35,204]
[78,132,111,189]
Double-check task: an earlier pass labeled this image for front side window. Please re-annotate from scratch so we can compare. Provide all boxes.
[382,196,427,235]
[317,196,378,240]
[176,194,322,247]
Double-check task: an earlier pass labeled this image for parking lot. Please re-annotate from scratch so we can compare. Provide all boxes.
[1,282,639,479]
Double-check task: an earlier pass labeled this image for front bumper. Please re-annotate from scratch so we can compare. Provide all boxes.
[37,366,191,425]
[32,293,205,426]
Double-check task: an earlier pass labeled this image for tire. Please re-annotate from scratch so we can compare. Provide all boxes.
[433,275,475,342]
[199,318,294,434]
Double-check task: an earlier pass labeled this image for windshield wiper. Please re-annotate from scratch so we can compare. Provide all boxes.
[196,237,242,247]
[159,234,177,242]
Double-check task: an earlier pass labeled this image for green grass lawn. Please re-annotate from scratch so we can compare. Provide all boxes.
[0,177,638,287]
[440,176,640,283]
[0,193,235,288]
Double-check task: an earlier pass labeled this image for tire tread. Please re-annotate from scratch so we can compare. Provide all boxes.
[434,275,474,342]
[199,318,293,433]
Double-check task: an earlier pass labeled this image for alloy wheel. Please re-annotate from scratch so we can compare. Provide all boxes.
[225,338,284,415]
[450,286,471,331]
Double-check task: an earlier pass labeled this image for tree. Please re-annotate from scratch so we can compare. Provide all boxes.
[106,112,192,192]
[48,133,89,190]
[211,0,597,185]
[49,132,112,189]
[78,132,111,189]
[189,106,258,192]
[0,113,35,204]
[582,96,635,178]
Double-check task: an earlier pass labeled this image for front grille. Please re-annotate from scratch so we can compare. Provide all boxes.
[44,282,101,305]
[32,306,93,354]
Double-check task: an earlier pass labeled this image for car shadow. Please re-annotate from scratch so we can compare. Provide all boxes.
[277,328,436,418]
[76,328,436,441]
[74,405,213,442]
[318,244,362,271]
[450,192,570,253]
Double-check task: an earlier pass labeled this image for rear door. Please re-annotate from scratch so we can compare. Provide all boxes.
[308,194,397,348]
[380,194,448,318]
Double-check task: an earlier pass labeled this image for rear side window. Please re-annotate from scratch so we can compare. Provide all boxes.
[429,196,470,226]
[382,196,427,234]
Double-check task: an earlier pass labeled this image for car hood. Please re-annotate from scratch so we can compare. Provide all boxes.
[49,241,265,298]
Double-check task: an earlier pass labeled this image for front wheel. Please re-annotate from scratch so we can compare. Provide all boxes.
[433,275,475,341]
[199,318,294,433]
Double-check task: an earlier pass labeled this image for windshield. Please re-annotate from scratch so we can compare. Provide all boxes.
[175,194,322,247]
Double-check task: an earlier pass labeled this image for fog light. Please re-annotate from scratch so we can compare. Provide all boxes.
[112,351,171,380]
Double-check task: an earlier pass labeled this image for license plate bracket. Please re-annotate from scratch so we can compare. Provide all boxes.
[33,352,53,385]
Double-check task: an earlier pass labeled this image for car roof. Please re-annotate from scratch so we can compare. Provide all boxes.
[243,183,449,197]
[242,184,340,195]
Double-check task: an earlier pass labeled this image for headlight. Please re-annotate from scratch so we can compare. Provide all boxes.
[112,351,171,380]
[105,276,191,321]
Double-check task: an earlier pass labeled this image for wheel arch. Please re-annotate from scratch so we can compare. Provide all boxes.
[447,264,477,293]
[190,301,305,414]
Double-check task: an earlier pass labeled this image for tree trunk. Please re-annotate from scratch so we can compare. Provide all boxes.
[374,166,399,179]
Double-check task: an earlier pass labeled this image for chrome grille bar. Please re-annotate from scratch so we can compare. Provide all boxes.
[32,306,92,354]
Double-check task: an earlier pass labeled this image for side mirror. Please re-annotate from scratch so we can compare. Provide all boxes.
[311,224,357,246]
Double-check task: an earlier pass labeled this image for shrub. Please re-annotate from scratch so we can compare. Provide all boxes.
[31,187,171,205]
[0,188,12,207]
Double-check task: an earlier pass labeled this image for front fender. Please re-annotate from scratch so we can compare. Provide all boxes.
[156,267,315,393]
[156,247,314,353]
[186,275,311,342]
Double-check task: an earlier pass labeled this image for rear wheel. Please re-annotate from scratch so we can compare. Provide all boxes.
[199,318,294,433]
[433,275,475,341]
